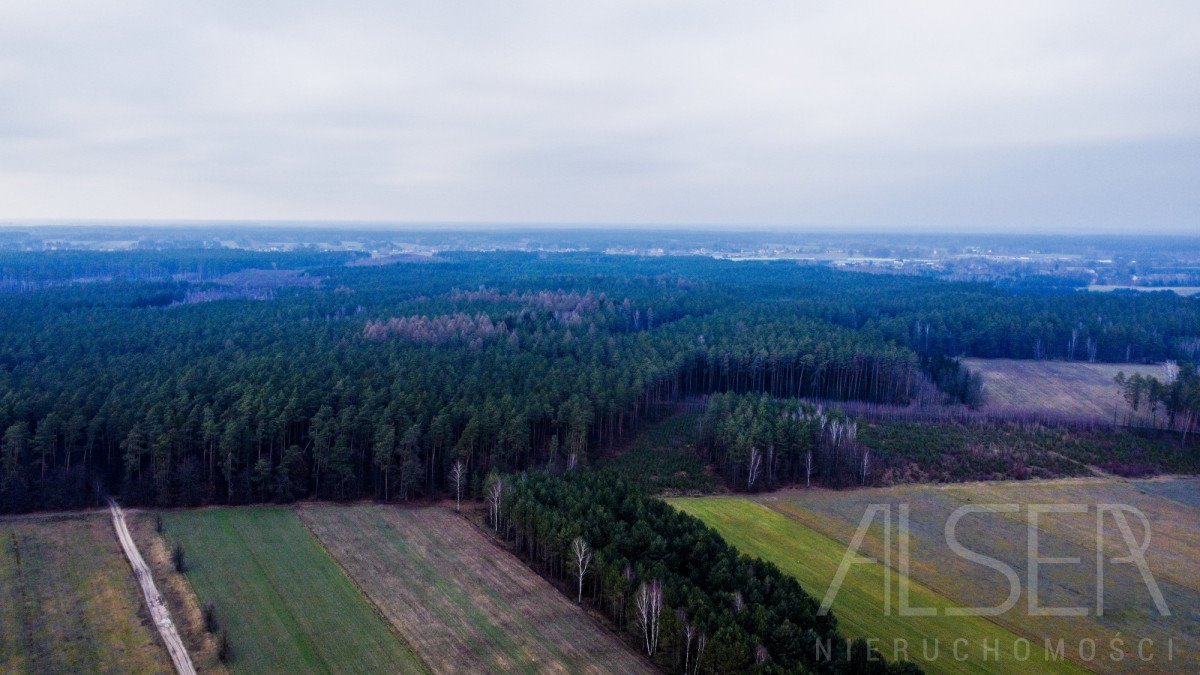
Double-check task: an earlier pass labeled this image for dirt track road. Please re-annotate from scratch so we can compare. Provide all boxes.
[108,498,196,675]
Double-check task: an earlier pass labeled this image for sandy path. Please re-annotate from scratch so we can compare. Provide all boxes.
[108,499,197,675]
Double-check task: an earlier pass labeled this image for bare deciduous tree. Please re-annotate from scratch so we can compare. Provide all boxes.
[754,644,770,665]
[448,460,466,512]
[746,447,762,491]
[694,632,707,675]
[635,579,664,657]
[571,536,592,603]
[1164,360,1180,383]
[488,477,504,530]
[677,609,695,675]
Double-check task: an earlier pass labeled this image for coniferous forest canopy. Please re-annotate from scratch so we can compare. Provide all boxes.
[1,245,1198,513]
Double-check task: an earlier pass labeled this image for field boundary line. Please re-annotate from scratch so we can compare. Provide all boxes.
[293,504,431,673]
[459,505,661,673]
[107,498,196,675]
[7,530,46,672]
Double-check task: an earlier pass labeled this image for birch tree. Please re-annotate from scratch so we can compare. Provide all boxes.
[372,423,395,501]
[448,459,466,512]
[571,536,592,603]
[1164,360,1180,383]
[746,446,762,491]
[487,476,504,530]
[635,579,664,657]
[754,644,770,665]
[677,610,695,675]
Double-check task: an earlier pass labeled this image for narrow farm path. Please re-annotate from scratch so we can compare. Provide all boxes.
[108,498,197,675]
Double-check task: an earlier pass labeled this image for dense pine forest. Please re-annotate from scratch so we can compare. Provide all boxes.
[1,249,1198,512]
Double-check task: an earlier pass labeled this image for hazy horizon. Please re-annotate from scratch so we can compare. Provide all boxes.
[4,219,1200,238]
[2,1,1198,234]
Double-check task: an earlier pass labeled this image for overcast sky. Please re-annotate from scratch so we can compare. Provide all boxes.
[1,1,1198,232]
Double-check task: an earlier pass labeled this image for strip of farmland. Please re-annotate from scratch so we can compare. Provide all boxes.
[0,513,172,674]
[162,507,426,674]
[301,505,654,674]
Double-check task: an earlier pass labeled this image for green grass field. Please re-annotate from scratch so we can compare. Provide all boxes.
[0,513,170,674]
[162,507,426,674]
[670,497,1081,674]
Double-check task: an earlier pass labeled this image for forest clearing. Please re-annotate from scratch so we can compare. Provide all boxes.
[301,505,653,674]
[160,507,426,674]
[0,513,172,673]
[672,477,1200,674]
[961,359,1163,423]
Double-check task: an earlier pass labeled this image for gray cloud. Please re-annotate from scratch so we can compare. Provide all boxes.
[1,0,1197,231]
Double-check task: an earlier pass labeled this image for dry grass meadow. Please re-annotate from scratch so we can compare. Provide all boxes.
[301,505,654,675]
[961,358,1165,422]
[0,512,172,674]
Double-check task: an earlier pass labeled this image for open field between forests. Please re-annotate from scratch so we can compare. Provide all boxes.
[301,504,653,674]
[161,506,426,674]
[718,477,1199,673]
[0,512,172,674]
[670,496,1080,674]
[961,358,1163,422]
[1086,285,1200,297]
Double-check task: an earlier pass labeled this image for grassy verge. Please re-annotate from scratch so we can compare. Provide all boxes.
[130,513,228,674]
